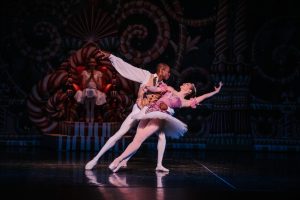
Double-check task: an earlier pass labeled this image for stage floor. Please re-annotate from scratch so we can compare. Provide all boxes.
[0,147,299,199]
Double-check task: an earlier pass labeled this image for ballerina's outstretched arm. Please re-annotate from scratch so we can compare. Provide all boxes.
[181,82,223,108]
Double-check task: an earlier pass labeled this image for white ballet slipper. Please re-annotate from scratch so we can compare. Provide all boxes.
[109,159,122,173]
[85,159,97,170]
[119,160,128,168]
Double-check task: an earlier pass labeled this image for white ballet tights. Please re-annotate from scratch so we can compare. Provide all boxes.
[85,107,168,171]
[156,132,169,172]
[85,111,136,170]
[109,119,169,172]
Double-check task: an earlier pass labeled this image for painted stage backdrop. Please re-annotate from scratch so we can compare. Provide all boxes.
[0,0,299,151]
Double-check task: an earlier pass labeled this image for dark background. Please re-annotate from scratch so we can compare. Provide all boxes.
[0,0,299,150]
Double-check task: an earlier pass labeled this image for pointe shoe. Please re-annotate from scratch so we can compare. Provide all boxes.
[119,160,128,168]
[112,163,123,173]
[109,160,122,173]
[155,165,169,172]
[108,160,119,171]
[85,159,97,170]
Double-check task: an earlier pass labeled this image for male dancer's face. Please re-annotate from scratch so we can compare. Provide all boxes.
[158,66,171,81]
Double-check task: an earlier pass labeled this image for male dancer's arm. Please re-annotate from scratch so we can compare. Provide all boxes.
[98,51,173,113]
[107,54,152,86]
[144,85,173,93]
[98,51,153,107]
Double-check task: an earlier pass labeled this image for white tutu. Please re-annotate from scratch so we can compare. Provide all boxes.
[132,107,187,139]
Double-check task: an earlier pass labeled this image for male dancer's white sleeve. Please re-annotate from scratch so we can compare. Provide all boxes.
[109,54,174,115]
[108,54,151,86]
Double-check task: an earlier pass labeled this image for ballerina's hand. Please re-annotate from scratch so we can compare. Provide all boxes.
[214,81,223,93]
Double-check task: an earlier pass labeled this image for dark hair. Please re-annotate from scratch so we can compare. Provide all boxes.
[156,63,170,72]
[185,83,197,99]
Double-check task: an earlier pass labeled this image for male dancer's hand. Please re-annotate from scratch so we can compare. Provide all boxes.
[95,50,111,60]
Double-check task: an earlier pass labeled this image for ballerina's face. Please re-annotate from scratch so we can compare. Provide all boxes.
[180,83,193,94]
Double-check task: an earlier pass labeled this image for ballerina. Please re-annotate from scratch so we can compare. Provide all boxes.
[108,81,223,172]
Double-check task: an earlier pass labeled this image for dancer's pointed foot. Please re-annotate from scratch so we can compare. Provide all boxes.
[109,159,122,173]
[155,165,169,172]
[120,160,128,168]
[85,159,97,170]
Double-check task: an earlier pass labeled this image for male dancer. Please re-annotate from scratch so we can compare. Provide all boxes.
[85,50,172,172]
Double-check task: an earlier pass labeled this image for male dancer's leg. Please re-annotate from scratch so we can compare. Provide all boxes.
[85,109,138,170]
[156,132,169,172]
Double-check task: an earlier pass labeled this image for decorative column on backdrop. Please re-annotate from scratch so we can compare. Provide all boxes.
[208,0,252,147]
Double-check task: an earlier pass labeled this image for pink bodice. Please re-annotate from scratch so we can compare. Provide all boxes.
[145,83,199,114]
[146,91,182,114]
[156,91,182,108]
